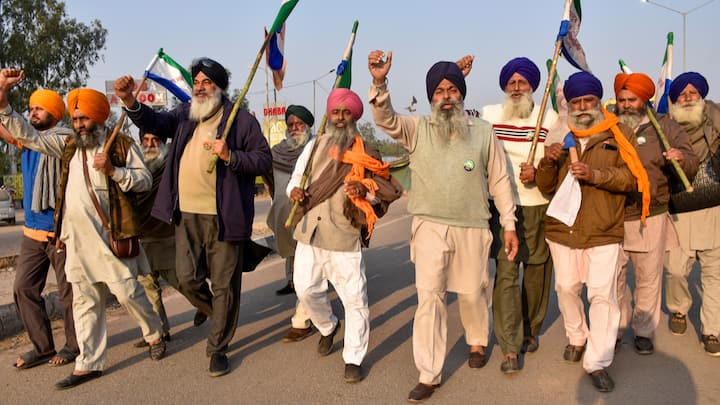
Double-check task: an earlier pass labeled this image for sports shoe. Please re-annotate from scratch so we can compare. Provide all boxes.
[702,335,720,357]
[669,313,687,335]
[633,336,654,355]
[344,363,362,383]
[317,321,340,356]
[283,327,314,342]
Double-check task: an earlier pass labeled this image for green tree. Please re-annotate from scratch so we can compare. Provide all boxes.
[229,88,250,111]
[0,0,107,112]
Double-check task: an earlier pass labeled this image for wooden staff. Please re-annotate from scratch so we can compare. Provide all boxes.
[284,21,359,228]
[526,0,572,165]
[645,105,693,192]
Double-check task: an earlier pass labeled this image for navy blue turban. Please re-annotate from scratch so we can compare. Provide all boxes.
[499,57,541,91]
[285,105,314,127]
[426,61,466,102]
[191,57,229,91]
[669,72,709,103]
[564,71,603,101]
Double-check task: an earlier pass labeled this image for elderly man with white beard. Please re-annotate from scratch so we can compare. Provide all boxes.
[664,72,720,356]
[612,72,697,356]
[287,88,402,384]
[480,57,558,373]
[115,57,272,377]
[537,71,651,392]
[368,51,519,402]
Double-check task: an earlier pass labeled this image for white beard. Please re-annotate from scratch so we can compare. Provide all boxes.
[143,142,168,173]
[286,128,311,150]
[670,100,705,130]
[568,106,603,130]
[502,91,534,120]
[429,99,468,142]
[189,87,223,122]
[617,107,644,130]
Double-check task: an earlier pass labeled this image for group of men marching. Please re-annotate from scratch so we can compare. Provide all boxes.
[0,48,718,402]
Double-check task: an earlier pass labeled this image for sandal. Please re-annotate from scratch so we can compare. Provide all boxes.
[149,340,166,361]
[13,350,57,370]
[49,347,79,367]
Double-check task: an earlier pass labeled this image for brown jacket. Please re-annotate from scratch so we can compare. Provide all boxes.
[537,125,637,248]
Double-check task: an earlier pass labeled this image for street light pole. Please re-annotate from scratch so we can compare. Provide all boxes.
[641,0,716,72]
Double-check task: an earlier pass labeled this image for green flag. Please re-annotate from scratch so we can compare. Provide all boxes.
[337,51,352,89]
[268,0,299,35]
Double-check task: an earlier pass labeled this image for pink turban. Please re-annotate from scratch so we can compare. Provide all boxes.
[66,88,110,124]
[28,89,65,121]
[326,88,363,121]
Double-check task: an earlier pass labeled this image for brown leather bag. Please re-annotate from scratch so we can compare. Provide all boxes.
[81,148,140,259]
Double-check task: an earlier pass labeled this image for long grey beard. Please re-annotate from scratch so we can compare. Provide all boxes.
[327,121,358,155]
[568,107,603,130]
[502,92,533,120]
[285,128,311,150]
[670,100,704,131]
[429,99,469,142]
[617,108,644,130]
[189,87,223,122]
[143,143,168,173]
[74,125,104,149]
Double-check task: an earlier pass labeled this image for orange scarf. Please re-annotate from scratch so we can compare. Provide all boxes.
[330,135,391,238]
[569,108,651,223]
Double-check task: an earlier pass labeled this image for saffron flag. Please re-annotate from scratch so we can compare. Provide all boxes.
[144,49,192,103]
[265,24,287,90]
[559,0,591,72]
[655,32,674,114]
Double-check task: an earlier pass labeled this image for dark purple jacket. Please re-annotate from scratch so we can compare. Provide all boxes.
[127,98,271,241]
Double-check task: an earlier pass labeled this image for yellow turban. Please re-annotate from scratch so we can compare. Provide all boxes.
[66,88,110,124]
[614,73,655,103]
[28,89,65,121]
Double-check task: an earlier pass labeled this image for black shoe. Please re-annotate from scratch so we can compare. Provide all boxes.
[589,369,614,392]
[275,282,295,296]
[563,344,585,363]
[283,327,314,342]
[194,311,208,327]
[702,335,720,357]
[633,336,654,355]
[408,383,440,402]
[522,336,539,353]
[669,313,687,335]
[134,332,171,348]
[209,353,230,377]
[149,340,166,361]
[317,321,340,356]
[54,371,103,390]
[468,350,487,368]
[344,363,362,383]
[500,354,520,374]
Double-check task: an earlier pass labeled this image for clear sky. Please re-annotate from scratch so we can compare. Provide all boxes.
[64,0,719,127]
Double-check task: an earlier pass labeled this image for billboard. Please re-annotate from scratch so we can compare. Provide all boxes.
[105,79,169,107]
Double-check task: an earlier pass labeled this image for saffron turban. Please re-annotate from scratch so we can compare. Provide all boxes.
[669,72,709,103]
[499,57,541,91]
[326,88,363,121]
[66,88,110,124]
[29,89,65,121]
[426,61,466,102]
[285,105,315,127]
[191,57,229,91]
[614,73,655,102]
[564,71,603,101]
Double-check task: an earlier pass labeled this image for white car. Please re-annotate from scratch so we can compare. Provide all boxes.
[0,186,16,225]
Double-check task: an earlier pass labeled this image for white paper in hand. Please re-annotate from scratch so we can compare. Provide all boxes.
[546,171,582,226]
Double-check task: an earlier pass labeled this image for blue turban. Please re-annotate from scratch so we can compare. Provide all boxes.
[669,72,709,103]
[499,57,541,91]
[564,71,603,101]
[426,61,466,102]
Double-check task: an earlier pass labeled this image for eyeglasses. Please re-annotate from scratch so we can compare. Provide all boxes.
[191,57,220,71]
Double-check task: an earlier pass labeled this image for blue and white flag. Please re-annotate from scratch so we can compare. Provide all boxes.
[654,32,673,114]
[265,23,287,90]
[559,0,591,72]
[145,49,193,103]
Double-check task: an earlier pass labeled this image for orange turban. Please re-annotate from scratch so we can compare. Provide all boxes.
[66,88,110,124]
[29,89,65,121]
[614,73,655,103]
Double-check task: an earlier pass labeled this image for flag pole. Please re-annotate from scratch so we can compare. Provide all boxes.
[284,20,359,228]
[526,0,572,165]
[207,0,299,173]
[103,75,150,153]
[645,105,693,192]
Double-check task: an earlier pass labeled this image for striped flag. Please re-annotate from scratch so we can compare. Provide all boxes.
[654,32,673,114]
[546,59,567,116]
[144,49,192,103]
[618,59,632,74]
[265,24,287,90]
[336,21,358,89]
[559,0,591,72]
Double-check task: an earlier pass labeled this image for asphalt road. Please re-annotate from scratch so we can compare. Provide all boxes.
[0,196,717,404]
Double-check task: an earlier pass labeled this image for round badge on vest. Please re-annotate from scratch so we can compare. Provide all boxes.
[464,159,475,172]
[637,135,647,145]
